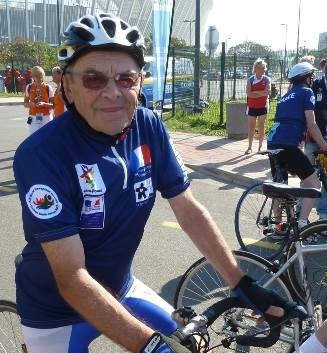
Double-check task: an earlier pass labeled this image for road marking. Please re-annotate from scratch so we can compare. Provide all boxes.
[0,185,16,192]
[242,237,280,250]
[11,118,25,121]
[162,221,181,229]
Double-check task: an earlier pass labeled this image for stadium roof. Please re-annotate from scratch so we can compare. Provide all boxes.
[0,0,213,46]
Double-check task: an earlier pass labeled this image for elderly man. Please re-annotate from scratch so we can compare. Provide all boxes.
[14,13,293,353]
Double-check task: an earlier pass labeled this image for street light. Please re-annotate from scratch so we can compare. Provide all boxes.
[183,19,195,47]
[296,0,302,62]
[280,23,287,76]
[32,25,42,42]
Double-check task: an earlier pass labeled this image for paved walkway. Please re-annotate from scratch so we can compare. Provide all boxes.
[1,97,299,187]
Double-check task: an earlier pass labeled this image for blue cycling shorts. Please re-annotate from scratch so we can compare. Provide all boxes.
[21,278,177,353]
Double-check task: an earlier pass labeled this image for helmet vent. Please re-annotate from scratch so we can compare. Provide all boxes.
[73,26,95,42]
[80,18,94,28]
[126,30,139,44]
[59,48,67,57]
[120,21,128,30]
[102,20,116,38]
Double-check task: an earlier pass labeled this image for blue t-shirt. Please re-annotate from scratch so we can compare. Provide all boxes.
[267,83,315,146]
[13,107,190,328]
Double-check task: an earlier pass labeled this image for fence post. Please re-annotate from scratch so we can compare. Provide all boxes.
[219,42,225,125]
[172,47,175,116]
[232,52,236,100]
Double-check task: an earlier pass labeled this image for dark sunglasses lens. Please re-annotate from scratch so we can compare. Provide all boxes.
[117,73,139,88]
[82,73,108,90]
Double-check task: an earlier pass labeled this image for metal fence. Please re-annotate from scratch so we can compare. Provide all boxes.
[169,46,327,124]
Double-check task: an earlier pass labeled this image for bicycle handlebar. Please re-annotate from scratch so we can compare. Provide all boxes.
[174,296,307,350]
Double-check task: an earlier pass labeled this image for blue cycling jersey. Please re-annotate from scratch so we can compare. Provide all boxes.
[267,83,315,146]
[13,107,190,329]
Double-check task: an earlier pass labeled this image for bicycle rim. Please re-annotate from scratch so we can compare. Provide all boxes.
[0,300,25,353]
[174,250,295,353]
[235,182,290,260]
[287,220,327,316]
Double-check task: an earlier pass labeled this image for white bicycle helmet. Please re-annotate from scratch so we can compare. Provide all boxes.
[288,62,316,79]
[58,13,146,69]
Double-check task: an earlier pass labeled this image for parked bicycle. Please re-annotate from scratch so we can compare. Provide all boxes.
[175,182,327,353]
[234,149,327,260]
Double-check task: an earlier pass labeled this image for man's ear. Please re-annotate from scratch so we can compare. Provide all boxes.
[62,75,74,104]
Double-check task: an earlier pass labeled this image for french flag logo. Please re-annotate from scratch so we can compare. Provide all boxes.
[130,144,152,172]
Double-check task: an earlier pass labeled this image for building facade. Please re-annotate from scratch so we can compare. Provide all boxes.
[0,0,213,46]
[318,32,327,51]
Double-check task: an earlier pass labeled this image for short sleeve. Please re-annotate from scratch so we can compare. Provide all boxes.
[14,145,79,243]
[155,119,190,199]
[304,88,315,111]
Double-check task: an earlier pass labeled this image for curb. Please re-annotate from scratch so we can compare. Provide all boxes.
[0,102,23,106]
[186,163,263,188]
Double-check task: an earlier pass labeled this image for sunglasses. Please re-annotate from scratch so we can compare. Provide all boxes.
[66,71,141,90]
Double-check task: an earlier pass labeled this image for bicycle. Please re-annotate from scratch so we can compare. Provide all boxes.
[0,299,26,352]
[234,149,327,260]
[175,182,327,352]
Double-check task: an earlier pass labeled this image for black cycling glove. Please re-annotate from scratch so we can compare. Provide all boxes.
[140,332,192,353]
[233,275,294,315]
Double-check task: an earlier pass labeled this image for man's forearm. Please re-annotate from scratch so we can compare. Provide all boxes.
[58,269,153,353]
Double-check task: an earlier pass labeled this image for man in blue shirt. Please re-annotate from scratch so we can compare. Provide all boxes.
[267,62,327,229]
[14,13,293,353]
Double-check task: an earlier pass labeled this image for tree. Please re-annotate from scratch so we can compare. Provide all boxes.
[229,41,273,57]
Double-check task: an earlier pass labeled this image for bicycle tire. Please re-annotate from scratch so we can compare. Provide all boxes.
[235,182,291,260]
[174,250,295,353]
[286,220,327,316]
[0,300,26,353]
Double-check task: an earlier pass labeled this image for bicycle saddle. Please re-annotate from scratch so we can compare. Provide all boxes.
[262,182,321,199]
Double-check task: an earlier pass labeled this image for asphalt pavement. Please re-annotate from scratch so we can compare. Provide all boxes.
[0,96,296,188]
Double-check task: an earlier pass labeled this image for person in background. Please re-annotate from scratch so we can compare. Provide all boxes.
[245,58,271,154]
[23,67,33,86]
[24,66,54,135]
[13,12,294,353]
[51,66,66,118]
[267,62,327,230]
[304,58,327,219]
[4,65,13,93]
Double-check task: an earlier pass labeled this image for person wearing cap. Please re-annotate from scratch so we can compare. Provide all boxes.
[267,62,327,229]
[13,13,294,353]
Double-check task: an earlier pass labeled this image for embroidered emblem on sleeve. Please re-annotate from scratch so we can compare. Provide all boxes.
[25,184,62,219]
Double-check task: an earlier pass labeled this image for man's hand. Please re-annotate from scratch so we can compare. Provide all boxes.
[233,275,295,316]
[140,332,192,353]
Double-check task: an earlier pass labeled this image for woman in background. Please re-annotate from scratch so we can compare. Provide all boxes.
[245,58,271,154]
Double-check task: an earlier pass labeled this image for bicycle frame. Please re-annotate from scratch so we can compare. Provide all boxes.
[262,239,327,353]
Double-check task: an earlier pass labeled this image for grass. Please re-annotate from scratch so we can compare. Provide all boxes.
[0,92,24,97]
[163,100,277,136]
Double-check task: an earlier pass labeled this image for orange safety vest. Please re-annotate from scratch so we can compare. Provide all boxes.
[27,82,51,116]
[53,86,65,117]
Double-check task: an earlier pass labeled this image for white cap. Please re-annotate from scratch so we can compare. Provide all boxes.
[288,62,316,79]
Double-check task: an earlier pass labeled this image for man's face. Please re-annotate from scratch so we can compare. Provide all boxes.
[63,51,142,136]
[52,72,62,85]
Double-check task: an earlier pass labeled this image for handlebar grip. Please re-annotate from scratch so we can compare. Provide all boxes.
[202,297,306,349]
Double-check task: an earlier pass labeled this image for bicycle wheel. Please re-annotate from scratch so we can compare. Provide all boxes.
[235,182,291,260]
[0,300,25,353]
[287,220,327,316]
[174,250,296,353]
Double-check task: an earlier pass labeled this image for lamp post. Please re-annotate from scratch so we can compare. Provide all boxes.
[183,19,195,47]
[296,0,302,62]
[280,23,287,76]
[32,25,42,42]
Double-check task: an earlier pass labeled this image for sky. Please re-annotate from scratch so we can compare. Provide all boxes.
[205,0,326,51]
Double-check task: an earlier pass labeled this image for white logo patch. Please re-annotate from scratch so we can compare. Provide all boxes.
[75,163,106,196]
[134,178,154,203]
[25,184,62,219]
